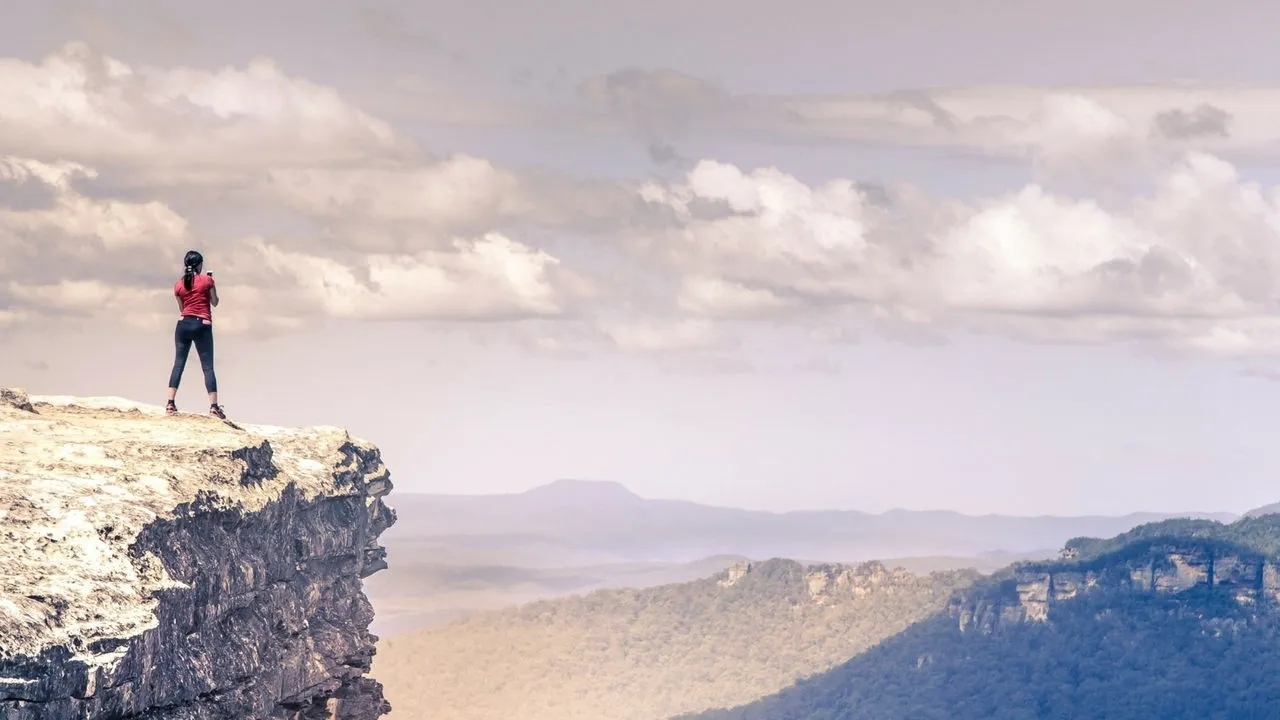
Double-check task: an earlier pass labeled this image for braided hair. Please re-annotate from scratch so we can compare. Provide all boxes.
[182,250,204,292]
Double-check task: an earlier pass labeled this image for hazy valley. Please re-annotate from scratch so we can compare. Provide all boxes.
[368,480,1271,719]
[366,480,1234,637]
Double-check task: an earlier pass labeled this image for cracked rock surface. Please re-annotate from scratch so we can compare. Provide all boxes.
[0,388,396,719]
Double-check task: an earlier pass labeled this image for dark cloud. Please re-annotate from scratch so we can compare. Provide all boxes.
[647,142,682,166]
[0,175,61,212]
[854,181,892,207]
[1152,103,1232,140]
[887,89,960,131]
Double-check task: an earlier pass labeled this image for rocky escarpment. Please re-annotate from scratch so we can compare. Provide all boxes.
[952,538,1280,633]
[0,388,396,719]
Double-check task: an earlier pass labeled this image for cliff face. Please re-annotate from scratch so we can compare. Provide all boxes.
[0,388,396,719]
[715,560,955,598]
[952,540,1279,633]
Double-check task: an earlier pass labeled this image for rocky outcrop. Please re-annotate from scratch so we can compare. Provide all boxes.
[953,540,1279,633]
[0,388,396,719]
[712,559,976,604]
[803,562,920,603]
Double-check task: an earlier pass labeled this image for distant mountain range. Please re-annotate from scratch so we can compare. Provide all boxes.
[383,479,1241,565]
[368,481,1268,637]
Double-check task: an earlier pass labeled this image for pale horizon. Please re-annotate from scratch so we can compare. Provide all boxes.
[388,476,1249,518]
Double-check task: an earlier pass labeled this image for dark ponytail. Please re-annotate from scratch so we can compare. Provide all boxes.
[182,250,203,292]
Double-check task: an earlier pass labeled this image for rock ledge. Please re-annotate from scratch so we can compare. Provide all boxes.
[0,388,396,719]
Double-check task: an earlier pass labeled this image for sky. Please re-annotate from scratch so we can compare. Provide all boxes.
[4,0,1280,516]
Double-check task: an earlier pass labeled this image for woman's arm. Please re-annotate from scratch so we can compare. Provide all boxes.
[208,280,219,307]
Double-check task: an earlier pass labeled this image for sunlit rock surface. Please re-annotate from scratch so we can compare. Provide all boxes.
[0,388,395,719]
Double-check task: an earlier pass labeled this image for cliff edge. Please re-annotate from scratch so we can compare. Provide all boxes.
[0,388,396,719]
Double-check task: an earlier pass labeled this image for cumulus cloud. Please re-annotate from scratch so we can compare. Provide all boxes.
[632,153,1280,356]
[0,42,407,178]
[12,42,1280,361]
[1013,94,1141,173]
[0,155,588,332]
[0,155,190,290]
[240,233,575,321]
[0,158,188,251]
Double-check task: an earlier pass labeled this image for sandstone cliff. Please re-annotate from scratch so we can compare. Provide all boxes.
[951,537,1279,633]
[0,388,396,719]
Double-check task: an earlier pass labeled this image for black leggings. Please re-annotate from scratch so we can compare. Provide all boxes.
[168,316,218,393]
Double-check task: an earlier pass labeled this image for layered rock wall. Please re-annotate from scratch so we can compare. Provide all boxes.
[953,541,1279,633]
[0,389,395,719]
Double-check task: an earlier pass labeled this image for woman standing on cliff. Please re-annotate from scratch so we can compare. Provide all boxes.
[166,250,226,419]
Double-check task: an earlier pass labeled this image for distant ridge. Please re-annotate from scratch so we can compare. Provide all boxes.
[385,480,1240,566]
[1246,501,1280,518]
[520,479,642,504]
[429,480,1234,520]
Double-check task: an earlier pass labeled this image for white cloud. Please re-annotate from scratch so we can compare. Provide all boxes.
[10,45,1280,360]
[244,233,571,321]
[677,276,794,316]
[635,152,1280,356]
[1013,94,1140,172]
[5,280,172,331]
[0,155,190,283]
[0,155,584,331]
[0,157,94,191]
[0,179,189,252]
[0,43,407,176]
[636,160,894,308]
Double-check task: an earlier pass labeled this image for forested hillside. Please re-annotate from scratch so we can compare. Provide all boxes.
[686,515,1280,720]
[375,559,978,720]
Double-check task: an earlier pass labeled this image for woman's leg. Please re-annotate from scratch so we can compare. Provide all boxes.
[193,323,218,405]
[167,320,194,400]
